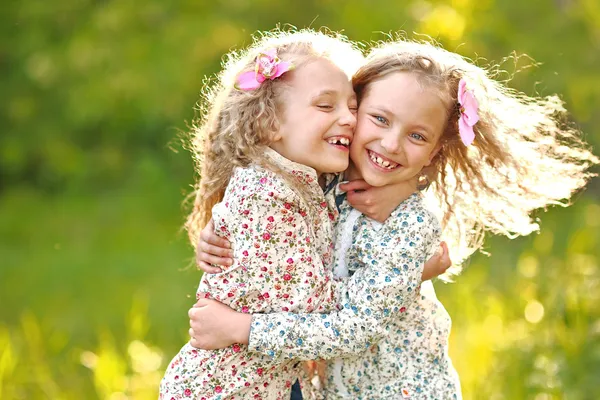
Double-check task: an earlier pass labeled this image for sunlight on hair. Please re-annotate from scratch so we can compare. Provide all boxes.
[185,28,364,245]
[353,37,599,276]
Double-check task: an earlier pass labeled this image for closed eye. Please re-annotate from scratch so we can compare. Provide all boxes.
[317,105,333,110]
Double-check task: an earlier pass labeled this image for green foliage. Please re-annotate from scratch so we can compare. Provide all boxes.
[1,0,599,399]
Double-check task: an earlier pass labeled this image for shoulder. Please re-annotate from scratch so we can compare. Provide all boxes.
[223,164,301,210]
[385,194,441,241]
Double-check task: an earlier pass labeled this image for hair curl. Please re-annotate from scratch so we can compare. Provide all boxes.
[185,29,364,246]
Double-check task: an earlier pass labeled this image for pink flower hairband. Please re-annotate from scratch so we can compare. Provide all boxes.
[235,49,294,90]
[457,78,479,146]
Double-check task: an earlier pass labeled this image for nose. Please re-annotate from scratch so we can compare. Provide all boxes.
[338,106,357,131]
[380,133,403,154]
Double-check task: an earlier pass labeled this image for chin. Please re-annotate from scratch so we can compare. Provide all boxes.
[358,171,386,187]
[364,177,390,187]
[322,160,349,174]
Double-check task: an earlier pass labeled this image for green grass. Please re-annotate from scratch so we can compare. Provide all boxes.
[1,184,599,399]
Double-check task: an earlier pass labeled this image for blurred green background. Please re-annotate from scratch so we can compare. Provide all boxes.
[1,0,599,399]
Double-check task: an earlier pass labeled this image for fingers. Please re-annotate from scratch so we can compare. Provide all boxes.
[197,248,232,267]
[189,328,202,348]
[194,292,211,302]
[199,240,233,259]
[440,241,448,254]
[338,179,372,193]
[189,305,204,319]
[346,189,374,208]
[200,222,231,248]
[428,241,451,275]
[189,299,209,322]
[189,306,201,319]
[439,241,452,268]
[196,221,233,272]
[196,238,233,271]
[196,261,223,274]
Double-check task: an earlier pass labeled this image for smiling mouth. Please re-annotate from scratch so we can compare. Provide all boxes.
[368,150,400,170]
[327,137,351,150]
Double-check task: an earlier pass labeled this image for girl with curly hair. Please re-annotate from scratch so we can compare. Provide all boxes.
[189,38,598,399]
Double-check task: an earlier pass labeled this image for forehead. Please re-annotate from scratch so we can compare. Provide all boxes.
[363,72,447,125]
[286,58,355,96]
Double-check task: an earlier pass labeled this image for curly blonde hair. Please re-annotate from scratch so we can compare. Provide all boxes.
[186,29,364,246]
[352,39,599,273]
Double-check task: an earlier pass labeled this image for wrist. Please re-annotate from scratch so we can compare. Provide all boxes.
[232,312,252,344]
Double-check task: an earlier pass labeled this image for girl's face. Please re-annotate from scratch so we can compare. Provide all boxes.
[350,71,446,187]
[271,58,357,176]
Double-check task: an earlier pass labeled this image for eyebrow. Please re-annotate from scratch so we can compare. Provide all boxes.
[311,90,338,100]
[311,90,357,102]
[368,104,435,134]
[369,104,394,116]
[411,124,434,134]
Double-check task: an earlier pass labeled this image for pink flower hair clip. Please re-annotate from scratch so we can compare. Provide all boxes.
[457,78,479,146]
[235,49,294,91]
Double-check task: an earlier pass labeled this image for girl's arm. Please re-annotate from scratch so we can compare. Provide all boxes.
[195,178,418,273]
[190,210,443,361]
[196,215,450,281]
[247,210,440,361]
[339,178,418,223]
[195,219,233,274]
[198,186,335,316]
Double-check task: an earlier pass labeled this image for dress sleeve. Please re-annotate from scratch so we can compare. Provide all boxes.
[248,210,441,361]
[200,187,336,314]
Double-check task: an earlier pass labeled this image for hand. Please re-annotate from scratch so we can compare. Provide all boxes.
[196,219,234,274]
[188,294,252,350]
[421,241,451,281]
[340,178,417,223]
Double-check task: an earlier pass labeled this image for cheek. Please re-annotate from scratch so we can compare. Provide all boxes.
[353,121,375,145]
[313,114,335,133]
[350,130,368,152]
[410,146,435,166]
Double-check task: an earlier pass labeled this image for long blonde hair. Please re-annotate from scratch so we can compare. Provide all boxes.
[186,29,364,246]
[353,39,598,272]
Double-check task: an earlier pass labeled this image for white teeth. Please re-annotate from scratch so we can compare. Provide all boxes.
[369,151,399,169]
[328,137,350,146]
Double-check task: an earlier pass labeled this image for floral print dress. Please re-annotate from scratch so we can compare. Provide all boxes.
[159,149,344,400]
[248,194,462,399]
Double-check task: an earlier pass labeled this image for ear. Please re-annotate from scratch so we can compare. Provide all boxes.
[271,117,283,142]
[425,143,442,166]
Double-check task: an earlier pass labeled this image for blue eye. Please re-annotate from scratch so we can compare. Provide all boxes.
[410,132,425,141]
[374,115,388,125]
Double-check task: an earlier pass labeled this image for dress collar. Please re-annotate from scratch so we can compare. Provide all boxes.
[388,192,422,219]
[334,184,422,217]
[264,147,338,193]
[264,147,319,186]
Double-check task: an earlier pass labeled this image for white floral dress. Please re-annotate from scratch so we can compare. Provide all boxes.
[159,149,344,400]
[248,194,462,399]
